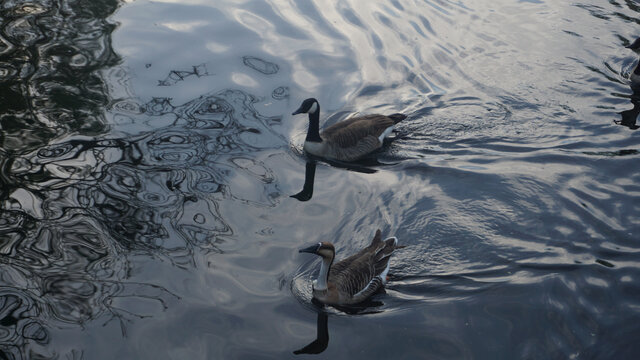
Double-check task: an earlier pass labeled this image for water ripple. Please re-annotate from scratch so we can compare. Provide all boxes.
[1,0,640,358]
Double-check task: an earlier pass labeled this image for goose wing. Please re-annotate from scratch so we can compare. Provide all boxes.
[329,231,398,303]
[321,115,395,148]
[329,252,378,300]
[348,237,398,303]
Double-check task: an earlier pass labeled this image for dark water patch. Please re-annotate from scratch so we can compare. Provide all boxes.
[0,81,291,356]
[595,258,614,268]
[582,148,638,156]
[0,0,121,154]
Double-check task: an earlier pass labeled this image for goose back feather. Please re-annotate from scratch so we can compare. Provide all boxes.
[329,231,397,304]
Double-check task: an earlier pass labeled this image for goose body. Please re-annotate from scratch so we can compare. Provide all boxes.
[627,37,640,87]
[299,229,398,305]
[292,98,406,161]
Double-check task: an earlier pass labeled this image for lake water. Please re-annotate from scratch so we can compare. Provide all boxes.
[1,0,639,358]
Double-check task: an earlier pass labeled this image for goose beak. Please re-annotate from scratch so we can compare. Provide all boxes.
[299,244,319,254]
[292,106,305,116]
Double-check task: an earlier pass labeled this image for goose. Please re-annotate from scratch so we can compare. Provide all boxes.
[291,98,406,161]
[627,37,640,87]
[298,229,399,305]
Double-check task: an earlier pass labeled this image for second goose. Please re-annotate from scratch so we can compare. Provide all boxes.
[292,98,406,162]
[298,229,399,306]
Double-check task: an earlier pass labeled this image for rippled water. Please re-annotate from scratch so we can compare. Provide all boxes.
[1,0,639,358]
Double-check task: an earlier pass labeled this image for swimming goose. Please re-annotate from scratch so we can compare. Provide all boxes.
[291,98,406,161]
[298,229,399,305]
[627,37,640,87]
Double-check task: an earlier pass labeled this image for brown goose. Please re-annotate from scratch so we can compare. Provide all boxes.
[298,229,399,305]
[291,98,406,161]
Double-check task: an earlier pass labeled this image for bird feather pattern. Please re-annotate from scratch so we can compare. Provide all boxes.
[329,230,396,301]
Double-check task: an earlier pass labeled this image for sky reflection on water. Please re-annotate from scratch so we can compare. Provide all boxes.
[0,0,639,359]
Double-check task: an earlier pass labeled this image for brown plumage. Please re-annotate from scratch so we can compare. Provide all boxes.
[292,98,406,162]
[298,229,399,305]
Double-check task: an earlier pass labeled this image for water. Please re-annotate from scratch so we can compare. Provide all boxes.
[0,0,639,358]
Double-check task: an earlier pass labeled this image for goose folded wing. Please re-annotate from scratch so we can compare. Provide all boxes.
[331,254,378,298]
[322,116,394,148]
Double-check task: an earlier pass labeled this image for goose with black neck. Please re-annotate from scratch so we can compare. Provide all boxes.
[292,98,406,162]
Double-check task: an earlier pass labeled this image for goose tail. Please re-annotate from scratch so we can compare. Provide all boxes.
[370,229,383,245]
[373,235,398,277]
[387,113,407,124]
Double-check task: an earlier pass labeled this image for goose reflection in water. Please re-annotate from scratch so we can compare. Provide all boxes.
[291,136,417,202]
[293,299,385,355]
[290,160,317,202]
[294,306,329,355]
[289,158,378,202]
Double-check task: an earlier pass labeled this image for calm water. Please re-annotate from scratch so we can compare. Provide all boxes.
[1,0,639,358]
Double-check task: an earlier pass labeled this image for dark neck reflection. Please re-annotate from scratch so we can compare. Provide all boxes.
[290,160,317,201]
[290,157,379,202]
[293,310,329,355]
[292,298,385,355]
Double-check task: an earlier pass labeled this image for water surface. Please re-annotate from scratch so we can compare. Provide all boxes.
[0,0,639,358]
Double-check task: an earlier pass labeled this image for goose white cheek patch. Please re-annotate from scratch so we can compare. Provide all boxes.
[309,102,318,114]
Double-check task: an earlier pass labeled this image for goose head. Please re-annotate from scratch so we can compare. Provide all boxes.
[298,241,335,259]
[627,37,640,52]
[292,98,320,116]
[300,242,335,291]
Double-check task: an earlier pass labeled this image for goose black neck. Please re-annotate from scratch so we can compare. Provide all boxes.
[634,62,640,75]
[305,110,323,143]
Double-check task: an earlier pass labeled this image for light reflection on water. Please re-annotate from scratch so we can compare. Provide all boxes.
[0,0,639,358]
